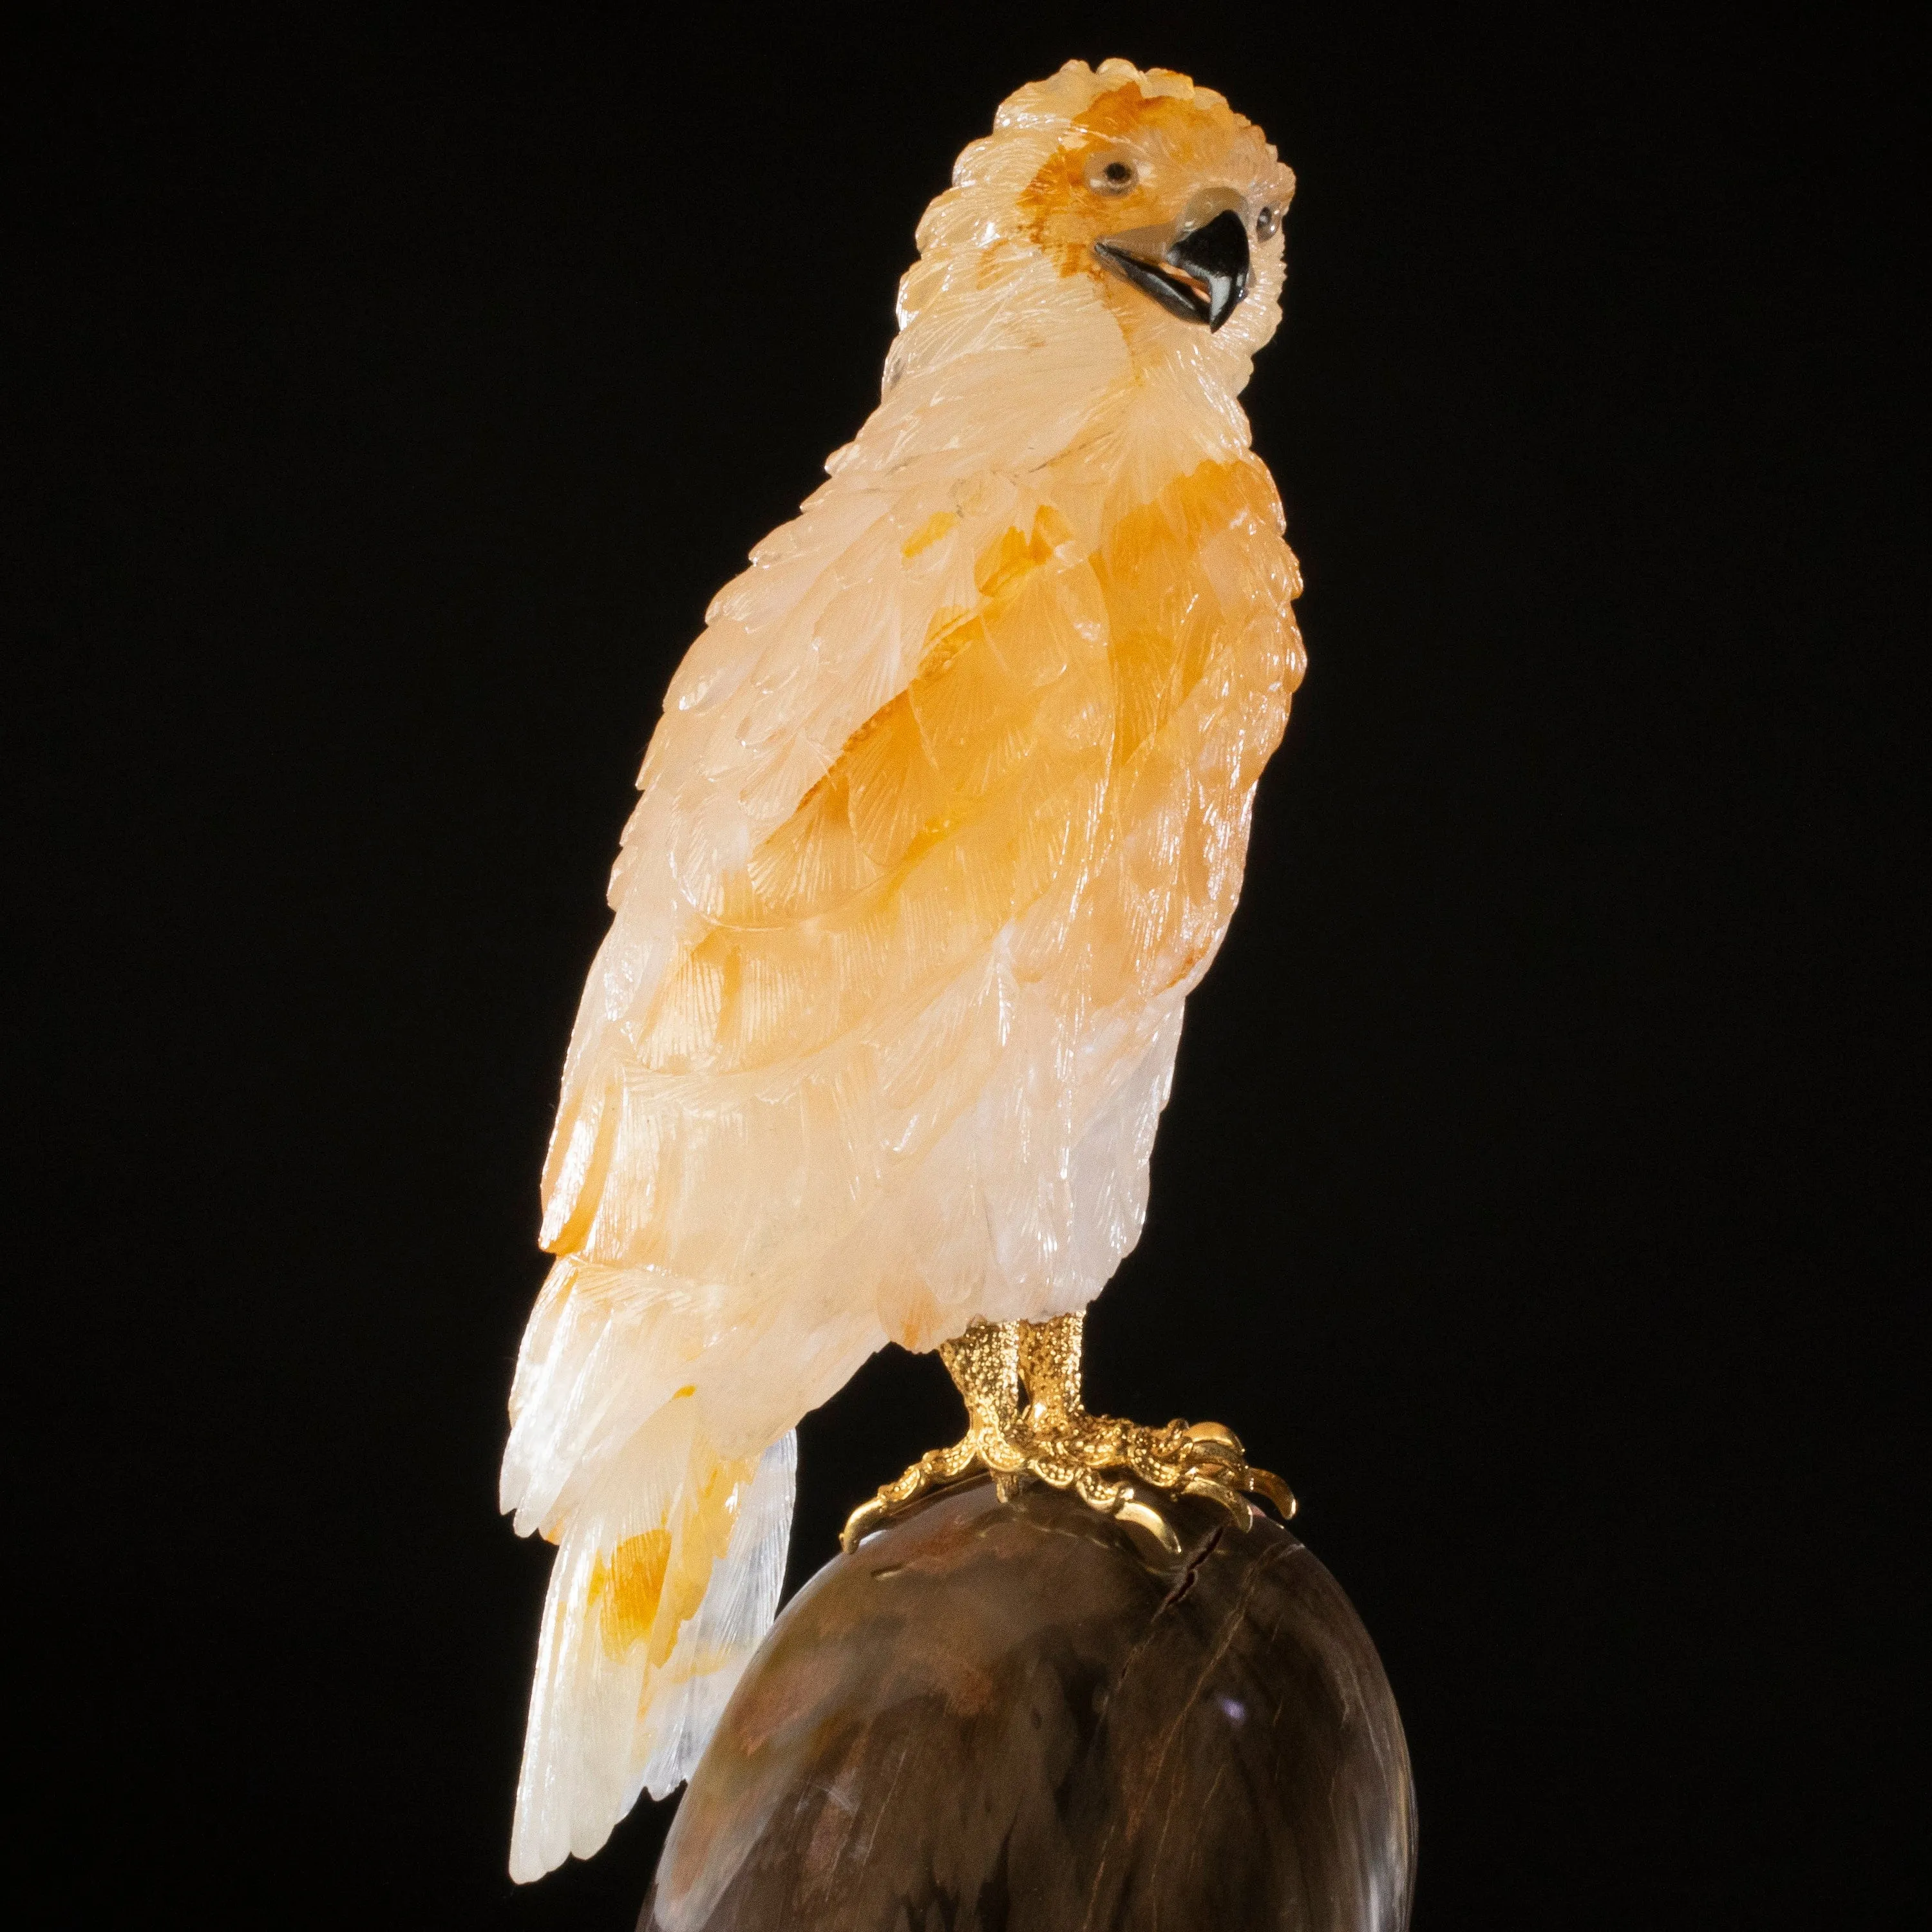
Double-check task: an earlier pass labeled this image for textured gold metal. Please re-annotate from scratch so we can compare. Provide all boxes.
[840,1312,1296,1553]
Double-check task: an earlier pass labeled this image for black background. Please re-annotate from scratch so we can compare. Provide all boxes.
[9,8,1914,1927]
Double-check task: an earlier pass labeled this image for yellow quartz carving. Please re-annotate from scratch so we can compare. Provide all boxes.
[503,59,1303,1882]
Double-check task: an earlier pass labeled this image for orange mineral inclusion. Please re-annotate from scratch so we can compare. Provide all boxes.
[616,458,1295,1101]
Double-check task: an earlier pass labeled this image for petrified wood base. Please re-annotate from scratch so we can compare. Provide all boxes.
[641,1476,1414,1931]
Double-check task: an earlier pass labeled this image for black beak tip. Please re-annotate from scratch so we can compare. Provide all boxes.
[1164,208,1252,333]
[1094,207,1254,331]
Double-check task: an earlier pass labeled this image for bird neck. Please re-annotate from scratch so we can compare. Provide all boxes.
[859,267,1256,497]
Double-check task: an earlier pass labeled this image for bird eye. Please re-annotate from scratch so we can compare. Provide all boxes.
[1086,153,1139,196]
[1255,205,1278,242]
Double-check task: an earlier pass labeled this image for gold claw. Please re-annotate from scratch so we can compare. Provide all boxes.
[1115,1488,1184,1557]
[840,1495,889,1554]
[1180,1472,1255,1532]
[1184,1419,1245,1454]
[1242,1465,1298,1521]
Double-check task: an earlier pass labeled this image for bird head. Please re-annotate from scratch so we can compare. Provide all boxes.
[893,60,1296,390]
[1015,71,1294,344]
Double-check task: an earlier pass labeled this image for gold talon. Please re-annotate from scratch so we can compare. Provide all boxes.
[840,1496,889,1553]
[1242,1465,1299,1521]
[1184,1419,1244,1454]
[1115,1487,1184,1556]
[838,1311,1300,1549]
[1180,1472,1255,1531]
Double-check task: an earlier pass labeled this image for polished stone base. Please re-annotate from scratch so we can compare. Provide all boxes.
[641,1477,1414,1931]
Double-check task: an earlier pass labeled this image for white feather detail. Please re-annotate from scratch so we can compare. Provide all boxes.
[508,1425,795,1883]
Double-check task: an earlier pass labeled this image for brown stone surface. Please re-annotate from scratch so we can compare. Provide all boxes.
[640,1476,1414,1931]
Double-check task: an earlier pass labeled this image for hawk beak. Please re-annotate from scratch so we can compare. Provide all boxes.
[1094,207,1251,332]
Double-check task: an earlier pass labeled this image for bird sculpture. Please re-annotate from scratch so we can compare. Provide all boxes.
[504,57,1305,1881]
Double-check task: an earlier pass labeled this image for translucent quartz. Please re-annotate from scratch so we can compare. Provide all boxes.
[640,1479,1414,1931]
[506,58,1306,1879]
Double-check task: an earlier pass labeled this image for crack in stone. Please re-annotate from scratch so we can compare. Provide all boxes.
[1157,1522,1225,1615]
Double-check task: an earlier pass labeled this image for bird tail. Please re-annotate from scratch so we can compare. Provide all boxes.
[507,1405,795,1883]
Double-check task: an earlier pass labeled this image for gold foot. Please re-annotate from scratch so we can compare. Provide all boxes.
[840,1318,1023,1553]
[840,1312,1296,1553]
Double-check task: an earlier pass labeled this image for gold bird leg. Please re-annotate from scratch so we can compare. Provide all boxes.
[841,1312,1296,1555]
[840,1318,1027,1552]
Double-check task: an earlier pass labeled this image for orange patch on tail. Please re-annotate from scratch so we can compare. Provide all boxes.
[589,1530,672,1653]
[587,1455,757,1665]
